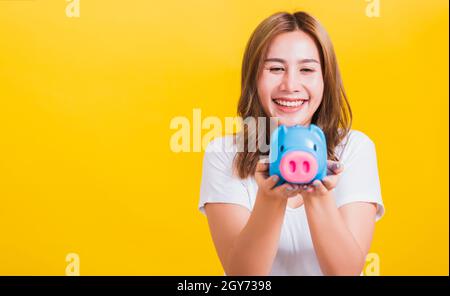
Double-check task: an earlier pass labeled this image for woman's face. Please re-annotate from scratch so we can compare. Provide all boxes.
[257,30,324,127]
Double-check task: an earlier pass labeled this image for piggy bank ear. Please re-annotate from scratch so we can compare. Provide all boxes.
[309,124,326,144]
[280,125,288,138]
[271,125,287,143]
[269,125,286,163]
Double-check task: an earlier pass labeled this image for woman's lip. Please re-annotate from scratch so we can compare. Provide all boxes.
[272,97,308,101]
[273,100,307,113]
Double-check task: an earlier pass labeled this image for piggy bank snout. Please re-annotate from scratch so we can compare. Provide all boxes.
[279,151,318,183]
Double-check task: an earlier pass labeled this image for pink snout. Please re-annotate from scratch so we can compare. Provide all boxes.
[279,151,318,183]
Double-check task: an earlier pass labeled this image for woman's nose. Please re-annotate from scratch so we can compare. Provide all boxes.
[279,70,302,92]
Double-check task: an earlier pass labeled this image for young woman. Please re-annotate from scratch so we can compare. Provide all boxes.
[198,11,384,276]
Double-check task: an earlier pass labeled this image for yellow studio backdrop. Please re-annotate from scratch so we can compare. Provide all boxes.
[0,0,448,275]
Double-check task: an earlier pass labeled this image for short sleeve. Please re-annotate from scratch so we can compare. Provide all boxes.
[333,132,385,221]
[198,137,252,215]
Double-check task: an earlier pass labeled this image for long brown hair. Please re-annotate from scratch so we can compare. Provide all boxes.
[233,11,352,179]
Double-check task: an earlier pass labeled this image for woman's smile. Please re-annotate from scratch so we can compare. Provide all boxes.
[272,97,309,113]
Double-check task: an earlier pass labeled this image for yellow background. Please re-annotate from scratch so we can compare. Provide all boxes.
[0,0,448,275]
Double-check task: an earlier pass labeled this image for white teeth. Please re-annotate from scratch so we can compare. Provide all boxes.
[273,99,306,107]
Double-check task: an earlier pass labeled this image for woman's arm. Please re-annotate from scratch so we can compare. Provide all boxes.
[302,181,377,276]
[205,193,287,275]
[204,161,300,275]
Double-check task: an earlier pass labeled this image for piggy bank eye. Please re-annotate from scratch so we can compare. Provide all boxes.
[280,145,284,152]
[313,144,317,151]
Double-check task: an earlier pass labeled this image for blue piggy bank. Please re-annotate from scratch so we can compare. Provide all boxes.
[269,124,327,185]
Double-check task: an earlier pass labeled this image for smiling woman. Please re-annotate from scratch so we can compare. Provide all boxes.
[259,33,323,123]
[198,11,385,276]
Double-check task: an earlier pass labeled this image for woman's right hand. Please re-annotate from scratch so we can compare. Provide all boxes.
[254,158,301,200]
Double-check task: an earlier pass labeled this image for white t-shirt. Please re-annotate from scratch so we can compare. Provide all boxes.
[198,130,385,276]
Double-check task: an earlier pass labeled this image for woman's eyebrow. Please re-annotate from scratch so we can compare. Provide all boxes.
[264,58,319,64]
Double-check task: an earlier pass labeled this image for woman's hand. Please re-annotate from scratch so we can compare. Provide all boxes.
[255,158,301,200]
[299,160,344,197]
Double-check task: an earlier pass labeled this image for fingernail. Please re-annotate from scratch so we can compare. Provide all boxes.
[272,175,279,181]
[334,163,342,169]
[313,181,320,187]
[302,185,308,190]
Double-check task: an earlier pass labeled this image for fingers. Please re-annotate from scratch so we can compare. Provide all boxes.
[273,182,300,198]
[255,158,299,198]
[265,176,299,197]
[327,160,344,175]
[264,175,280,189]
[321,175,339,191]
[258,175,300,198]
[299,180,328,195]
[255,157,302,199]
[255,158,269,173]
[311,180,328,195]
[254,159,270,186]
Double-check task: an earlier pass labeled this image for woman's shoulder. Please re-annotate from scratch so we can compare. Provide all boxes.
[339,129,374,146]
[203,135,239,171]
[204,134,238,154]
[335,129,376,160]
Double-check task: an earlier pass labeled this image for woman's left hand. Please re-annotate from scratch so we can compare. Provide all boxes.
[299,160,344,196]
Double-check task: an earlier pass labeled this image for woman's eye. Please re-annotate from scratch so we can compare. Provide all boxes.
[269,67,284,73]
[301,68,314,73]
